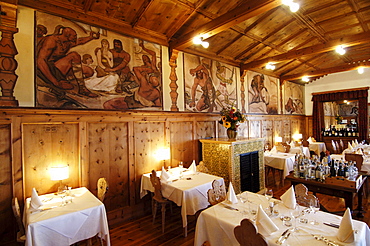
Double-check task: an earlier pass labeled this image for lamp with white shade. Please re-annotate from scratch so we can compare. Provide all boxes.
[50,165,69,192]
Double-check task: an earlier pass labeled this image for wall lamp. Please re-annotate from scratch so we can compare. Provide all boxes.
[358,67,364,74]
[193,36,209,49]
[302,76,310,82]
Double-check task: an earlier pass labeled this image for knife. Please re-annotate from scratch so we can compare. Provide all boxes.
[276,229,289,244]
[323,222,339,228]
[278,232,291,245]
[221,203,239,211]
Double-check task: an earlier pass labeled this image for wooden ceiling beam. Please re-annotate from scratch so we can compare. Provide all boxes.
[130,0,154,28]
[241,31,370,70]
[169,0,280,50]
[281,60,370,81]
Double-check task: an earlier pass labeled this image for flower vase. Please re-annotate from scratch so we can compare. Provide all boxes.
[227,129,237,139]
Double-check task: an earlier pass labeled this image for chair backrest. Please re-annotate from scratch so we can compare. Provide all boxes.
[97,177,109,202]
[302,140,309,147]
[197,161,209,173]
[281,143,291,153]
[234,219,268,246]
[345,153,364,171]
[150,170,165,201]
[12,197,25,237]
[207,179,226,205]
[295,183,319,207]
[331,140,337,153]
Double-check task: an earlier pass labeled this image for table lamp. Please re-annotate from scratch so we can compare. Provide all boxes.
[292,133,303,146]
[155,148,171,168]
[275,136,283,146]
[50,165,69,192]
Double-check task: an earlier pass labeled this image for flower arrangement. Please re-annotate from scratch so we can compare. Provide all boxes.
[335,114,343,123]
[219,107,246,131]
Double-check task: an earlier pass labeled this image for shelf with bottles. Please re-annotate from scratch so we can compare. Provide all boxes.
[321,124,358,137]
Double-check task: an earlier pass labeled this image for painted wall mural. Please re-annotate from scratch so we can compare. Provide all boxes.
[35,12,162,110]
[283,81,304,115]
[246,71,278,114]
[183,53,237,112]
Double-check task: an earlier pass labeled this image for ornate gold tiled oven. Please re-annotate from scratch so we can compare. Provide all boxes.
[200,138,265,194]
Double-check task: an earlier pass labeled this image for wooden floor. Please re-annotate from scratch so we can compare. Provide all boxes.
[82,173,370,246]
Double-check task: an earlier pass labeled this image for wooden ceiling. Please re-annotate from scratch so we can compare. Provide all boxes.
[19,0,370,84]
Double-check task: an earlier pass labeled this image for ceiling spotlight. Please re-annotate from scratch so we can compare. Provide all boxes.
[266,62,275,70]
[193,36,202,45]
[358,67,364,74]
[302,76,310,82]
[289,2,300,12]
[193,36,209,48]
[335,45,346,55]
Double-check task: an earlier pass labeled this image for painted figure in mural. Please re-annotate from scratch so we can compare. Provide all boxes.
[102,40,162,109]
[249,74,269,105]
[285,97,303,114]
[189,61,216,112]
[94,39,114,78]
[36,26,100,97]
[104,39,136,94]
[82,53,119,92]
[215,61,235,108]
[36,24,47,46]
[132,40,162,107]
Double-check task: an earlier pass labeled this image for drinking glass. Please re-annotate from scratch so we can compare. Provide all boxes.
[265,188,273,201]
[179,161,183,169]
[309,199,320,225]
[290,204,301,232]
[58,187,67,206]
[239,193,248,216]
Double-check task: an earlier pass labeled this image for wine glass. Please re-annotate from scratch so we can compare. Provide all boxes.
[309,199,320,225]
[290,204,301,232]
[239,192,248,216]
[264,188,273,202]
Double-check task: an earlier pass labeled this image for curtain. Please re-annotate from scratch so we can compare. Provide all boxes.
[311,88,368,141]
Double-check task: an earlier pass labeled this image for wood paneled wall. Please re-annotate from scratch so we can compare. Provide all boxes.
[0,108,306,244]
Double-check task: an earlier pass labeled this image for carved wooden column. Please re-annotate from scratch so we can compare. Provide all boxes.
[240,70,247,114]
[169,49,179,111]
[0,1,19,106]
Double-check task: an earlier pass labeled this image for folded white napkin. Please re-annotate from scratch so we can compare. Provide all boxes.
[348,142,353,150]
[270,146,277,154]
[256,204,279,236]
[30,188,43,212]
[280,185,296,209]
[355,139,359,146]
[160,166,170,182]
[337,208,355,243]
[289,141,295,148]
[264,150,271,156]
[188,160,197,174]
[226,182,238,204]
[307,137,313,144]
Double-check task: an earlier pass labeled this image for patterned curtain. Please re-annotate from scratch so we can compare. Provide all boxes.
[311,88,368,142]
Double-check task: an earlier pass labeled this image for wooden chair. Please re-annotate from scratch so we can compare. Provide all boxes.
[97,177,109,202]
[345,153,364,172]
[207,179,226,205]
[302,140,309,147]
[281,142,291,153]
[331,140,338,154]
[234,219,267,246]
[197,161,209,173]
[12,197,26,243]
[150,170,172,233]
[295,183,319,207]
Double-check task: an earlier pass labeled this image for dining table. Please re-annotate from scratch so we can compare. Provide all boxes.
[194,191,370,246]
[140,167,224,237]
[23,187,110,246]
[289,146,310,157]
[264,152,295,186]
[309,142,327,155]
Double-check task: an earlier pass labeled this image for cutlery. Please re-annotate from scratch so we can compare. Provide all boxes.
[278,232,291,245]
[323,222,339,228]
[221,203,239,211]
[276,229,289,244]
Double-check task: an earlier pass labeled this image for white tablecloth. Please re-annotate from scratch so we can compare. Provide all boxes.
[140,168,224,228]
[264,153,295,177]
[24,187,110,246]
[194,192,370,246]
[289,146,310,157]
[309,142,326,155]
